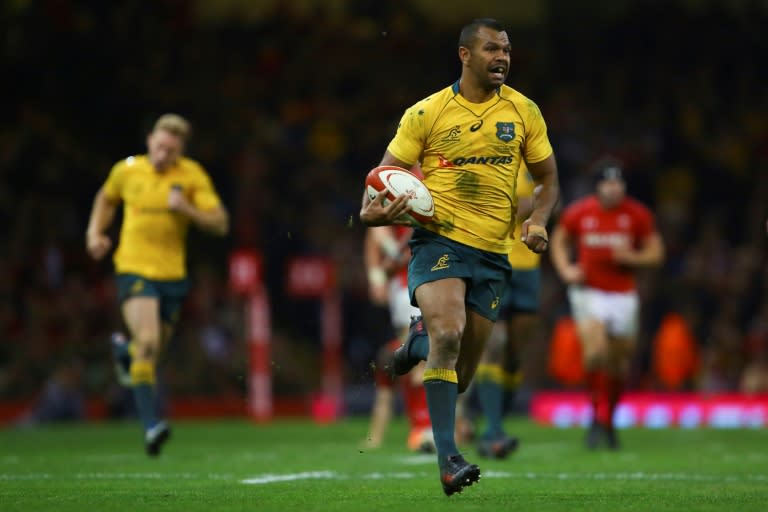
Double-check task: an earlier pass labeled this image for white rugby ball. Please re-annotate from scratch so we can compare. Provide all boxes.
[365,165,434,225]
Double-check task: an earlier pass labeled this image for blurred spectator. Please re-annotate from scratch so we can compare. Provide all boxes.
[16,357,86,425]
[740,299,768,394]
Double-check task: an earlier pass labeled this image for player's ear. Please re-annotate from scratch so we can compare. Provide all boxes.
[458,46,470,66]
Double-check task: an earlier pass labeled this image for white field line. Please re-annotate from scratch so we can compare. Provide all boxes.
[2,470,767,484]
[241,471,338,484]
[240,470,768,485]
[1,472,209,481]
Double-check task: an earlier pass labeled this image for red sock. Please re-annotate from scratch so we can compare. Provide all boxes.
[586,370,612,426]
[606,374,625,426]
[402,378,431,430]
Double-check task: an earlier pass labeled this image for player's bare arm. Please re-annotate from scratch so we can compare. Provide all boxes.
[521,154,560,253]
[359,151,414,227]
[167,189,229,236]
[86,187,118,260]
[549,224,584,284]
[364,227,391,305]
[516,196,534,222]
[612,231,665,267]
[515,185,543,222]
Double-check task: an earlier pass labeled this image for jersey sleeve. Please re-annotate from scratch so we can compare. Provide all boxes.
[102,160,126,201]
[515,165,534,198]
[632,203,656,240]
[386,101,428,165]
[191,166,223,211]
[521,99,553,164]
[558,201,582,235]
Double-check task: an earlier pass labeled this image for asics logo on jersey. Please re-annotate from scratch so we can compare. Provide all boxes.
[431,255,450,271]
[470,120,483,132]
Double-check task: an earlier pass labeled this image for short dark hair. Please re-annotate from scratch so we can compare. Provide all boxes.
[458,18,506,49]
[591,155,625,185]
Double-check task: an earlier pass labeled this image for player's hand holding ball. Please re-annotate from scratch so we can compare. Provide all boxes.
[361,190,412,226]
[360,166,434,227]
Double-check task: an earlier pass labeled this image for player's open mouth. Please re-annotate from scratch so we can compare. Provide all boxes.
[489,65,506,80]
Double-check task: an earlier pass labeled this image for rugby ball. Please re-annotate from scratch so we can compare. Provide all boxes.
[365,165,435,225]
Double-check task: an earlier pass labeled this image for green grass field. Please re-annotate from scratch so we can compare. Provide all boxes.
[1,417,766,511]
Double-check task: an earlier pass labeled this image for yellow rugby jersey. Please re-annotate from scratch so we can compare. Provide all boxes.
[507,164,541,270]
[102,155,222,280]
[387,81,553,254]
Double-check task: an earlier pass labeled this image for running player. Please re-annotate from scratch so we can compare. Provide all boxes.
[360,18,559,495]
[550,156,664,449]
[466,164,541,459]
[362,224,434,453]
[86,113,229,456]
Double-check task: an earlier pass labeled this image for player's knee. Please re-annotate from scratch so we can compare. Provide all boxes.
[582,345,606,370]
[487,322,506,349]
[139,342,160,360]
[579,327,609,366]
[132,334,161,362]
[482,336,505,362]
[429,315,463,342]
[428,324,462,361]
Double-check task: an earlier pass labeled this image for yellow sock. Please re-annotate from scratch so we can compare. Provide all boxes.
[503,369,523,390]
[130,360,156,386]
[423,368,458,384]
[475,363,505,384]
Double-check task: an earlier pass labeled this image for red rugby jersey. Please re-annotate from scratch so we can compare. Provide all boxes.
[558,195,655,292]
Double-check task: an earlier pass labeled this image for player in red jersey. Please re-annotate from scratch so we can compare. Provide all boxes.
[550,157,664,449]
[363,223,435,453]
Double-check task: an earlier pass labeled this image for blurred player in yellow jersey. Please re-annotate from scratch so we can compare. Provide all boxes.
[457,165,541,459]
[86,113,229,456]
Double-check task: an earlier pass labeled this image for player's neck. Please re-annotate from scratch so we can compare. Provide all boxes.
[150,159,176,173]
[457,77,497,103]
[598,197,622,210]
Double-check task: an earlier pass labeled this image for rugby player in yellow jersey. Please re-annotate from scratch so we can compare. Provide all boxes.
[86,113,229,456]
[360,18,559,495]
[467,165,542,459]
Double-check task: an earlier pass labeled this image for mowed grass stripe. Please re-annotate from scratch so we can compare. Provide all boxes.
[1,418,767,512]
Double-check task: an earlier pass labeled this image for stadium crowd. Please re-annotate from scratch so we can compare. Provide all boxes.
[1,0,767,419]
